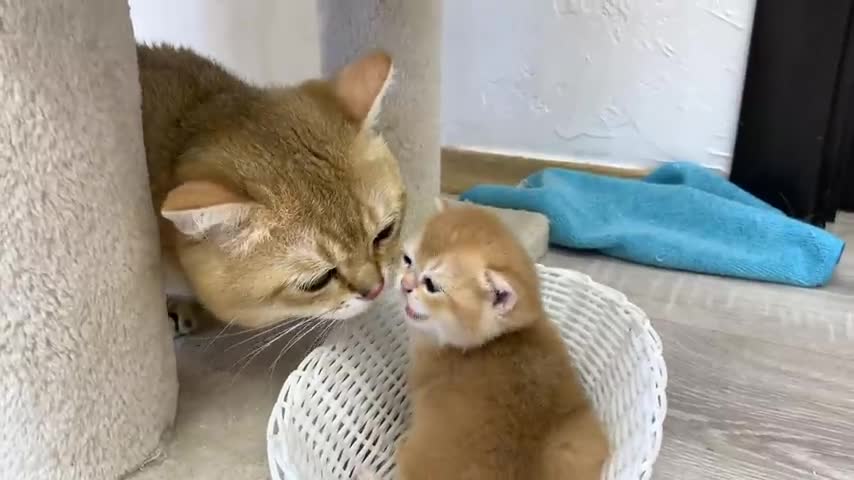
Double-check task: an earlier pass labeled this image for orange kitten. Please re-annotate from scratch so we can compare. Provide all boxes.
[384,203,608,480]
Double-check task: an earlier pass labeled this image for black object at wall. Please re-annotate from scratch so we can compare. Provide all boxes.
[730,0,854,227]
[844,163,854,211]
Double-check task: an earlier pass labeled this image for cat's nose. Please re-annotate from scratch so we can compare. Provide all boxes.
[361,280,384,301]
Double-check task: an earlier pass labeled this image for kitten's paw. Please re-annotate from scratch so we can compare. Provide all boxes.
[167,297,200,337]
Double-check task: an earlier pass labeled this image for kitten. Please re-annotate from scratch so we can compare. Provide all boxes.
[137,45,405,334]
[383,203,608,480]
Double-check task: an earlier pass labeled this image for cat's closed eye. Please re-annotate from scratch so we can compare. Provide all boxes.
[301,268,336,292]
[373,222,396,247]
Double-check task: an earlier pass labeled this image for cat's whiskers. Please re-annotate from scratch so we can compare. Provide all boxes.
[267,299,360,379]
[195,316,290,348]
[312,316,339,350]
[232,320,310,368]
[228,327,297,386]
[200,316,240,352]
[229,308,336,385]
[267,315,336,381]
[223,316,306,352]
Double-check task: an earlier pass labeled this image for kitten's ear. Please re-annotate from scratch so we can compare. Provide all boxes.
[161,181,260,245]
[333,50,394,127]
[484,270,518,316]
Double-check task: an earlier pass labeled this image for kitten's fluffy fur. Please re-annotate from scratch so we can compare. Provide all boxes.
[390,204,608,480]
[137,45,404,330]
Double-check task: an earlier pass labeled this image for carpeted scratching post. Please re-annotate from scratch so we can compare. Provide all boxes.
[318,0,442,234]
[0,0,178,478]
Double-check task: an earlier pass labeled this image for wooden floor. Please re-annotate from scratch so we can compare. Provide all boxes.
[543,213,854,480]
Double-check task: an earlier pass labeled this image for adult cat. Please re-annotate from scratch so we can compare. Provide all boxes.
[137,45,404,334]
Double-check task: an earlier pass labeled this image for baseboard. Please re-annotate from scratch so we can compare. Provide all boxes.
[441,147,650,194]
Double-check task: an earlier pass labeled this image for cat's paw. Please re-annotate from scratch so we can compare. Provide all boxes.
[167,297,200,337]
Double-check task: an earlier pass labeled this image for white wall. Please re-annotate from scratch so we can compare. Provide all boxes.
[130,0,755,173]
[442,0,756,172]
[129,0,321,86]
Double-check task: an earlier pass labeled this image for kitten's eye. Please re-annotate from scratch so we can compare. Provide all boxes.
[402,254,412,266]
[373,222,395,246]
[423,276,439,294]
[301,268,336,292]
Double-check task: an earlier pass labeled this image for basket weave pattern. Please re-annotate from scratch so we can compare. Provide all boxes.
[268,265,668,480]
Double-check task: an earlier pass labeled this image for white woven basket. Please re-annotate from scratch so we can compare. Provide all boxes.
[268,265,668,480]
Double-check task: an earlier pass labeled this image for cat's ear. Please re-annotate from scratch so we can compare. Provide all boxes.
[161,181,267,252]
[484,269,518,316]
[333,50,393,128]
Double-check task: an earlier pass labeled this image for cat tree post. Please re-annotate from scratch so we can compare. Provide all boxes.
[0,0,177,478]
[318,0,442,234]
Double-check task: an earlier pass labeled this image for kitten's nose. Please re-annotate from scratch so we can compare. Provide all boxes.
[400,273,416,293]
[361,280,384,301]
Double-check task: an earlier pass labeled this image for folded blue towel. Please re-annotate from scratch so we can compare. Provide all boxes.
[460,162,845,287]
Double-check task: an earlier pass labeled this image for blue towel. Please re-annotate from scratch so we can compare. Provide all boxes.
[460,162,845,287]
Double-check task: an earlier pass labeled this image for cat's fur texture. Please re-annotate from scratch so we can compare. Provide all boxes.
[381,203,608,480]
[137,45,404,333]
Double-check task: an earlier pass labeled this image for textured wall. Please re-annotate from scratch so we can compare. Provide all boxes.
[442,0,756,172]
[132,0,751,173]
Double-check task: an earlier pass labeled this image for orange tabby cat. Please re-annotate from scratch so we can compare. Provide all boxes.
[137,45,404,334]
[375,203,608,480]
